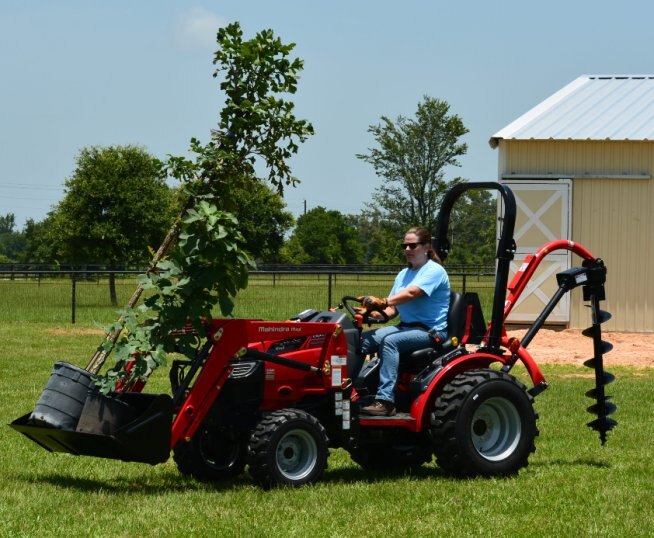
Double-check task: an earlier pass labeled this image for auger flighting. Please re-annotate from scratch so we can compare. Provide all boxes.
[581,259,617,445]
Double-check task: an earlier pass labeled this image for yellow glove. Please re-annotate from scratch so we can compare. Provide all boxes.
[357,295,388,311]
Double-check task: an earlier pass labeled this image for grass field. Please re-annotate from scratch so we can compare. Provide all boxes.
[1,278,650,537]
[2,324,651,536]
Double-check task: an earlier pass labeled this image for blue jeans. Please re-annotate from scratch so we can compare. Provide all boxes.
[360,325,447,403]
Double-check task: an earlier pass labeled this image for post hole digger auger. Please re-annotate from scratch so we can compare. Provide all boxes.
[10,182,616,487]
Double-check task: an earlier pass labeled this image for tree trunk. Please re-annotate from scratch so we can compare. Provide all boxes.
[109,262,118,307]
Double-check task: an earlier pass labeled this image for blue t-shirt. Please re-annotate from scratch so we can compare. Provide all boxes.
[390,259,450,332]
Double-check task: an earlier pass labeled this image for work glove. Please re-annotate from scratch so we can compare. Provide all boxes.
[357,295,388,311]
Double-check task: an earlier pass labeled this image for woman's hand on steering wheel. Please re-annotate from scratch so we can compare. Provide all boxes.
[341,295,389,325]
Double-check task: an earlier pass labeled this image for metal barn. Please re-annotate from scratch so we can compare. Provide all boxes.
[490,75,654,332]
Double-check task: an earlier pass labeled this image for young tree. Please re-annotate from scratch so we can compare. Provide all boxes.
[50,145,174,305]
[93,22,315,389]
[356,96,468,233]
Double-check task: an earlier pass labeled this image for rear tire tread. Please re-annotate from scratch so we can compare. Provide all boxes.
[430,368,539,477]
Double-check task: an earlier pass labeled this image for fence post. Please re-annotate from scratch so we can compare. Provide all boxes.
[462,273,467,294]
[327,272,332,310]
[71,273,76,324]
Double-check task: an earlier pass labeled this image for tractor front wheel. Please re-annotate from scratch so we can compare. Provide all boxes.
[247,409,329,488]
[430,368,538,477]
[173,425,246,481]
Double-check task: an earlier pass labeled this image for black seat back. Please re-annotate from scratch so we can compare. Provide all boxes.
[462,292,487,345]
[446,291,466,342]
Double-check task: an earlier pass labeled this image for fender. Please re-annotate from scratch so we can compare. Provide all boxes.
[411,348,546,432]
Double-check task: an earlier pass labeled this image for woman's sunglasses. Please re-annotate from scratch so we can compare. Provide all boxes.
[400,242,425,250]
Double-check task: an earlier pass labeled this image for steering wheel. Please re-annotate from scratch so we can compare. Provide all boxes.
[340,296,389,325]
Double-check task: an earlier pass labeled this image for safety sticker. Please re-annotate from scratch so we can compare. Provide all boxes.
[265,368,275,381]
[334,392,343,415]
[331,367,342,387]
[331,355,347,366]
[342,400,351,430]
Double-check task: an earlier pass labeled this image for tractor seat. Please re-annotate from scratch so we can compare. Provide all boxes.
[399,291,466,373]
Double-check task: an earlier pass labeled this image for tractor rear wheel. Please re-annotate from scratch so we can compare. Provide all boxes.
[430,368,538,477]
[247,409,329,488]
[173,425,246,481]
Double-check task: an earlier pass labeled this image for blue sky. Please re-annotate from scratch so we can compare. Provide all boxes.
[2,0,653,228]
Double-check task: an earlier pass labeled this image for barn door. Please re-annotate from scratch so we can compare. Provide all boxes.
[499,179,572,323]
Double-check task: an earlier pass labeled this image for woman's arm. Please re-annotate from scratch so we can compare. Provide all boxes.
[367,286,425,319]
[386,285,425,307]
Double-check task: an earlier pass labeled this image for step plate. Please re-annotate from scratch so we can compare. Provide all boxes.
[358,412,416,427]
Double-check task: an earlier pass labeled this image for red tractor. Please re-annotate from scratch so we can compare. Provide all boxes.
[11,182,616,488]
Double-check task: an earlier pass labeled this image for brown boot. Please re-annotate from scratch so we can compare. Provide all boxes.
[360,400,396,416]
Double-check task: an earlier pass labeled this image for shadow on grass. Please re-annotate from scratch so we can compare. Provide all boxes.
[531,458,611,469]
[18,471,249,494]
[322,464,446,484]
[14,465,448,494]
[14,457,609,494]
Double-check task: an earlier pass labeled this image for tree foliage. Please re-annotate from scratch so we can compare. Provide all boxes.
[347,211,404,265]
[20,216,57,263]
[447,189,497,266]
[357,96,468,233]
[167,23,314,204]
[50,145,174,266]
[231,182,294,262]
[355,96,497,266]
[47,145,174,305]
[281,207,363,264]
[0,213,26,263]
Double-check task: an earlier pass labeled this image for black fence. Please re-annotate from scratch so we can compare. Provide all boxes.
[0,266,495,324]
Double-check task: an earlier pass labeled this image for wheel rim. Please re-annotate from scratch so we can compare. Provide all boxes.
[470,396,521,461]
[276,428,317,481]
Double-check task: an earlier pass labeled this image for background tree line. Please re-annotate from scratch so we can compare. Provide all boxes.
[1,96,497,270]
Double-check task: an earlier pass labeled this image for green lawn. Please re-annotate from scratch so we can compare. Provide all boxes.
[0,316,649,537]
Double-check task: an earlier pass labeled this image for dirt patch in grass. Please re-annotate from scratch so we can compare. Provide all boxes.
[46,328,106,336]
[507,328,654,368]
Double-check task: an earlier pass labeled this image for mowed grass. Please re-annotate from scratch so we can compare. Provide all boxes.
[2,277,651,536]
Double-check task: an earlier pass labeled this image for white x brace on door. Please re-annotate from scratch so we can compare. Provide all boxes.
[500,179,572,323]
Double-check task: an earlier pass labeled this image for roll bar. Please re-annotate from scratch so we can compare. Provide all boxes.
[432,182,517,352]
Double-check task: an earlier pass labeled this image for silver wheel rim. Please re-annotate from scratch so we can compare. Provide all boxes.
[276,428,317,481]
[470,396,521,461]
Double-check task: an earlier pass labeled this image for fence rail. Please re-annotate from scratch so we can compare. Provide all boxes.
[0,268,496,324]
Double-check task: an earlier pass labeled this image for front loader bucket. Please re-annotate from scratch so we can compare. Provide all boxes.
[11,392,172,465]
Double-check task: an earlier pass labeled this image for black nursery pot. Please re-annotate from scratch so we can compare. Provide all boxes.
[29,361,95,431]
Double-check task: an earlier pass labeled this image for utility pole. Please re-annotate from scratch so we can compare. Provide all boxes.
[303,199,307,215]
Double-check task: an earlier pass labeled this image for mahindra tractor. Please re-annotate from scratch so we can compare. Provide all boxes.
[11,182,617,488]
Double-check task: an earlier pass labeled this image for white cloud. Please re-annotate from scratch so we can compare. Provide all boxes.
[175,7,228,50]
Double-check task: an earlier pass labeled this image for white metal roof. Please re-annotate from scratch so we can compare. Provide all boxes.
[489,75,654,148]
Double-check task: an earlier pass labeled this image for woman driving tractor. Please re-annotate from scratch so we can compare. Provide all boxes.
[358,226,450,416]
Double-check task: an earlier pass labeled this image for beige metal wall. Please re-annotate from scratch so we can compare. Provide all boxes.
[497,140,654,332]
